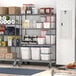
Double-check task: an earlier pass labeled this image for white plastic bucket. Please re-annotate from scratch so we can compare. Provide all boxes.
[41,48,50,53]
[38,37,46,44]
[36,22,42,28]
[31,47,40,60]
[21,47,31,60]
[43,22,50,28]
[41,54,51,60]
[41,30,47,37]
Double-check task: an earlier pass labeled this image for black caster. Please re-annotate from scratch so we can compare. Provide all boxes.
[13,61,17,66]
[48,63,52,68]
[18,61,22,66]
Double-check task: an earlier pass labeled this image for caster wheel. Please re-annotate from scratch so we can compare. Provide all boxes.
[48,64,51,68]
[27,62,30,65]
[13,61,17,66]
[18,61,22,66]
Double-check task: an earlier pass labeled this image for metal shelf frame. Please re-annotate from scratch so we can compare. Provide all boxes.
[0,14,56,67]
[20,14,56,68]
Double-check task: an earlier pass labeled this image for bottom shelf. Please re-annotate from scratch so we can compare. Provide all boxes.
[22,59,55,63]
[0,59,19,61]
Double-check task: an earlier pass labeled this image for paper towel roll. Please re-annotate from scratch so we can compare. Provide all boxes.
[1,20,3,24]
[3,20,7,24]
[0,16,2,20]
[0,20,1,24]
[7,20,11,24]
[2,16,6,20]
[11,20,15,24]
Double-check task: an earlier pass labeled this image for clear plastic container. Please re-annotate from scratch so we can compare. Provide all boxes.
[37,37,46,44]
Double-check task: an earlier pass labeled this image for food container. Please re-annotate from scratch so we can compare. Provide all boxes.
[5,53,16,59]
[46,35,55,44]
[0,31,4,35]
[22,20,30,28]
[31,47,40,60]
[8,36,13,46]
[0,42,1,46]
[41,48,50,53]
[41,54,51,60]
[39,8,54,14]
[0,36,4,41]
[24,4,34,14]
[45,8,54,14]
[43,21,50,28]
[21,47,31,60]
[0,25,6,31]
[36,22,42,28]
[32,7,38,14]
[41,30,48,37]
[8,7,21,14]
[21,6,25,14]
[40,16,46,22]
[51,23,55,28]
[1,41,8,47]
[46,35,51,44]
[46,16,51,21]
[39,8,45,14]
[51,35,55,44]
[51,15,55,22]
[37,37,45,44]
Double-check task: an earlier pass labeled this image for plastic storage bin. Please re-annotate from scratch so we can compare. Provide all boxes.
[41,48,50,53]
[43,22,50,28]
[21,47,31,60]
[36,22,42,28]
[45,35,51,44]
[46,35,55,44]
[41,30,48,37]
[51,15,55,22]
[51,35,55,44]
[31,47,40,60]
[41,54,51,60]
[51,23,55,28]
[38,37,46,44]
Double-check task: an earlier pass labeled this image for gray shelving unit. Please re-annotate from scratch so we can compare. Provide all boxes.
[0,14,21,66]
[19,14,56,68]
[0,14,56,67]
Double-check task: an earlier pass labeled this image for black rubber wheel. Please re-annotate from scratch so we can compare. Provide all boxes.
[18,61,22,66]
[13,61,17,66]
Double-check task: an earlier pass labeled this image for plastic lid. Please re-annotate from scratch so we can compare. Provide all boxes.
[43,21,51,23]
[38,37,46,38]
[23,4,34,6]
[41,30,48,31]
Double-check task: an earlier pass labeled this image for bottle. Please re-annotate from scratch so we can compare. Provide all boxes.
[12,37,16,46]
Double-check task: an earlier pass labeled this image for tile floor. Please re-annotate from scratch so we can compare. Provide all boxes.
[0,64,76,76]
[0,64,49,76]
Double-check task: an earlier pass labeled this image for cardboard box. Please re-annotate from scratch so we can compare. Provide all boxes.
[8,7,21,14]
[0,47,11,53]
[0,7,8,14]
[0,53,5,59]
[5,53,16,59]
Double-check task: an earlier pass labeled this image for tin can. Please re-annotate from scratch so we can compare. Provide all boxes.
[1,41,8,46]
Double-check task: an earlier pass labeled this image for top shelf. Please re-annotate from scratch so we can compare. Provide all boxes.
[0,14,56,16]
